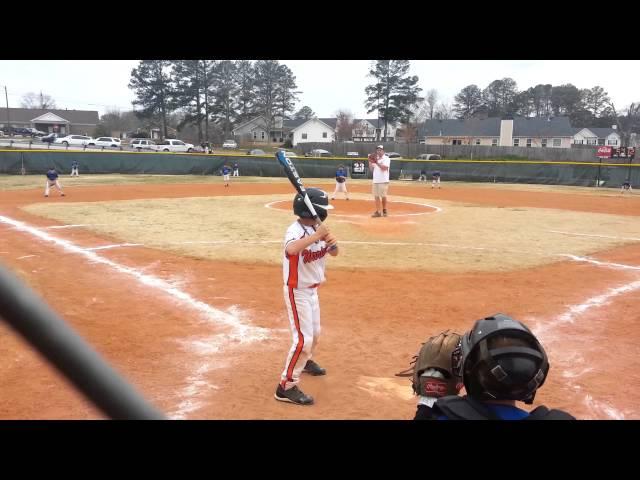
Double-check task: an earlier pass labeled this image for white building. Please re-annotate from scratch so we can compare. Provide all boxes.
[417,116,576,148]
[573,127,621,146]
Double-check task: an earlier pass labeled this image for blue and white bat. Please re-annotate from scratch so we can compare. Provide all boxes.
[275,150,337,250]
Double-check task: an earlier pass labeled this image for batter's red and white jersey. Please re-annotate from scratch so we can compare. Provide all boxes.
[282,220,328,288]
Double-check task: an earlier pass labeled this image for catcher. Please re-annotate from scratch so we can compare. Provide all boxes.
[398,314,575,420]
[332,164,349,200]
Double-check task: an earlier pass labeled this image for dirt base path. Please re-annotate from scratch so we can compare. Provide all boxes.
[1,181,639,419]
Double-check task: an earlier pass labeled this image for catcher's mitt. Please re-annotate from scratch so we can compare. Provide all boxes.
[396,330,463,398]
[336,176,346,183]
[368,153,378,163]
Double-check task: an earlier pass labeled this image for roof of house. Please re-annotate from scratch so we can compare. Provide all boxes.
[418,118,501,137]
[0,107,99,125]
[586,127,618,138]
[282,118,308,129]
[513,117,574,137]
[418,116,574,138]
[289,117,337,132]
[318,118,337,129]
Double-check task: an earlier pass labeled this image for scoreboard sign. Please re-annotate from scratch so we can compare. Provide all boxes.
[596,146,635,159]
[612,147,635,159]
[351,160,367,176]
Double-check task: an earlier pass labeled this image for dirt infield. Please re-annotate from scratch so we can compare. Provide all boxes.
[1,178,639,419]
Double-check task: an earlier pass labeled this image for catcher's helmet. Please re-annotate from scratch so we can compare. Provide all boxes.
[460,313,549,404]
[293,188,334,221]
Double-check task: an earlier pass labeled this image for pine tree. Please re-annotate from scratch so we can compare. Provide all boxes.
[364,60,422,141]
[129,60,174,139]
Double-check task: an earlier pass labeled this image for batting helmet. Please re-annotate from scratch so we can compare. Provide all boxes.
[460,313,549,405]
[292,188,334,221]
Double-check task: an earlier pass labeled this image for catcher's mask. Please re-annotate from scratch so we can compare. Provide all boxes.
[461,313,549,405]
[293,188,333,221]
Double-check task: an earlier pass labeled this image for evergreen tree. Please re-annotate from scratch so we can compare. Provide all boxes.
[129,60,174,139]
[364,60,422,140]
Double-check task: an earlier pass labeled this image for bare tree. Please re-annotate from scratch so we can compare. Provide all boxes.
[335,109,354,141]
[434,102,453,120]
[425,89,439,120]
[21,91,56,109]
[608,101,640,148]
[399,120,418,143]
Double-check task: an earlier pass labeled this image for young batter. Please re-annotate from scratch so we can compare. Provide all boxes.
[275,188,338,406]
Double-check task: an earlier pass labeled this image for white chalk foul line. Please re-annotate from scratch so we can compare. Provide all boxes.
[529,258,640,419]
[85,243,145,251]
[0,213,272,419]
[549,230,640,242]
[559,254,640,272]
[45,224,109,230]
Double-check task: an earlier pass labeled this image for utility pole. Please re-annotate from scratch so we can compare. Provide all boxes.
[4,86,11,136]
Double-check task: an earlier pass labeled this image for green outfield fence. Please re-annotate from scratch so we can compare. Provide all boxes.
[0,149,637,188]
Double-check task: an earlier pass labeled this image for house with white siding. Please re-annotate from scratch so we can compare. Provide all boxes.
[351,118,397,142]
[417,116,576,148]
[573,127,620,146]
[232,114,399,146]
[289,118,336,145]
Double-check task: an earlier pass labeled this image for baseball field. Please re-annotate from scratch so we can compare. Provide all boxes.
[0,173,639,419]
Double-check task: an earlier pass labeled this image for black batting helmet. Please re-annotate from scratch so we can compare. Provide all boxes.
[292,188,333,221]
[460,313,549,405]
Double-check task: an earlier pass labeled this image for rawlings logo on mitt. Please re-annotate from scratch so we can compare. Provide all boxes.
[396,330,463,397]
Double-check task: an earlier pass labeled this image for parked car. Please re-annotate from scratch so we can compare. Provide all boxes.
[416,153,441,160]
[5,127,33,136]
[94,137,122,148]
[305,149,332,157]
[222,139,238,149]
[54,135,95,147]
[40,133,57,143]
[153,139,195,153]
[278,149,297,158]
[25,127,46,137]
[129,138,156,151]
[386,152,403,159]
[346,151,360,157]
[247,149,266,155]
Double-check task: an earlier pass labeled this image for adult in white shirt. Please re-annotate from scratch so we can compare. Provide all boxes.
[368,145,391,217]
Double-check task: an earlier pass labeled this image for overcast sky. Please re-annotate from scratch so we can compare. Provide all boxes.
[1,60,639,118]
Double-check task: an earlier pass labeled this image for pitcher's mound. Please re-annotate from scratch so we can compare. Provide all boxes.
[267,199,440,218]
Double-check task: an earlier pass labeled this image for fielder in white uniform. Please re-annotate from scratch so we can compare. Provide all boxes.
[275,188,338,406]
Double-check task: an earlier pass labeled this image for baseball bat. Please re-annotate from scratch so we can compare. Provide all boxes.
[275,151,337,250]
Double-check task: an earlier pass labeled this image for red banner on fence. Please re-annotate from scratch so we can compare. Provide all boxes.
[597,146,612,158]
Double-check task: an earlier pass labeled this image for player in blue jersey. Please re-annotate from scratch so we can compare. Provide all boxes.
[44,167,65,197]
[222,164,232,187]
[331,164,349,200]
[431,171,441,189]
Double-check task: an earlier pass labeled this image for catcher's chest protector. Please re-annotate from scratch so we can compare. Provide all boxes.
[433,396,574,420]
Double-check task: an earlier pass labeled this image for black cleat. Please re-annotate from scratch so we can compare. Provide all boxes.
[303,359,326,376]
[275,385,314,405]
